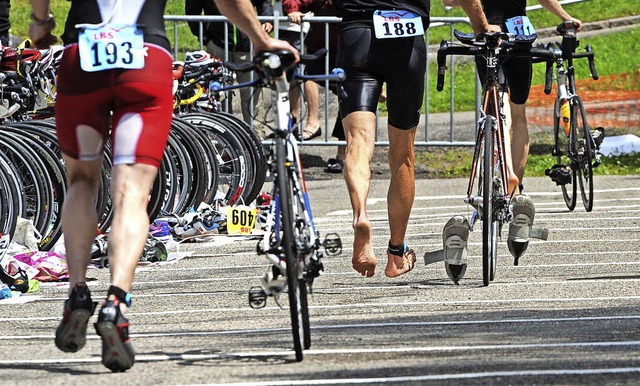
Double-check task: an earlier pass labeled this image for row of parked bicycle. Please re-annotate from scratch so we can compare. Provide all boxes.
[0,43,268,250]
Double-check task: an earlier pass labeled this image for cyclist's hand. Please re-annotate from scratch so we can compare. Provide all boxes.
[29,21,58,49]
[565,17,582,31]
[262,22,273,34]
[254,37,300,63]
[473,23,501,36]
[487,24,502,33]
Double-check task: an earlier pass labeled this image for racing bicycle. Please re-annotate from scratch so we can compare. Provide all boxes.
[543,21,603,212]
[211,49,344,361]
[436,31,553,286]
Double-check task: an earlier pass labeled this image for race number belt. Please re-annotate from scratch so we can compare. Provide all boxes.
[373,10,424,39]
[505,16,536,36]
[78,24,145,72]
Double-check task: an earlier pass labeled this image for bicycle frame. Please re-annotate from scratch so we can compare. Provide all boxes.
[260,72,320,275]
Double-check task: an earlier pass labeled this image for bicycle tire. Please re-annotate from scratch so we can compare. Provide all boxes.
[171,117,219,210]
[162,132,194,214]
[211,112,267,205]
[573,95,594,212]
[180,113,248,205]
[3,127,66,250]
[482,115,495,287]
[554,98,577,211]
[0,152,22,237]
[275,137,305,362]
[0,133,52,234]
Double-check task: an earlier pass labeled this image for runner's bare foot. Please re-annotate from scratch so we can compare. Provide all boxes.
[385,247,416,278]
[352,220,376,277]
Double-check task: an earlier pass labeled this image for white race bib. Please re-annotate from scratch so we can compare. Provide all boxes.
[373,10,424,39]
[77,24,145,72]
[505,16,536,36]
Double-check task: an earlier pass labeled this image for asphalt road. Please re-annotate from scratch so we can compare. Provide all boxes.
[1,174,639,385]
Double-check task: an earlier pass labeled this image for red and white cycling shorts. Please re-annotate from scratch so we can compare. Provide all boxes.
[55,43,173,168]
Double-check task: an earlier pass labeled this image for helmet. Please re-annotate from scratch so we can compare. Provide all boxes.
[184,50,213,67]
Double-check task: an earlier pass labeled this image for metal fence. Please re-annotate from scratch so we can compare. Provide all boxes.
[164,15,478,147]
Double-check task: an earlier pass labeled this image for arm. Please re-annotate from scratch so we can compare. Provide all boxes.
[29,0,57,49]
[214,0,299,60]
[538,0,582,30]
[457,0,501,35]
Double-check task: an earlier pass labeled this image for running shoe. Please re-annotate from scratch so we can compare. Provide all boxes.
[149,220,172,243]
[94,299,135,372]
[55,284,97,353]
[508,194,535,264]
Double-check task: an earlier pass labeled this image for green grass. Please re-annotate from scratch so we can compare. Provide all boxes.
[415,147,640,179]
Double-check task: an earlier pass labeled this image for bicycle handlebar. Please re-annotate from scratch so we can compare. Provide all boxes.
[436,33,555,93]
[210,49,345,93]
[572,44,599,80]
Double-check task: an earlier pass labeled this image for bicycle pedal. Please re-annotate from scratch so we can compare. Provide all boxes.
[248,286,267,309]
[545,165,572,186]
[322,232,342,256]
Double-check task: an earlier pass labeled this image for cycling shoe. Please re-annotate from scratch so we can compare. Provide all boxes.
[94,287,135,372]
[443,215,469,284]
[55,284,97,353]
[508,194,535,265]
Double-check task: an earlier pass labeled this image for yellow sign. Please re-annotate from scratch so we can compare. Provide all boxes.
[226,205,258,235]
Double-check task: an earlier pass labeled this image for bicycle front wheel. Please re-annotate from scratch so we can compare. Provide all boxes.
[573,96,594,212]
[554,98,577,211]
[275,137,306,362]
[482,115,496,287]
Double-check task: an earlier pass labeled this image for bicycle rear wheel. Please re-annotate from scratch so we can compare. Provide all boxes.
[573,96,594,212]
[554,98,577,211]
[275,137,306,362]
[481,115,496,287]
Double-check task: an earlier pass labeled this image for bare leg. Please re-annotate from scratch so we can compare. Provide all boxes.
[343,111,376,276]
[289,80,303,123]
[302,80,320,134]
[61,156,103,287]
[107,163,159,293]
[510,101,529,190]
[385,125,417,278]
[500,94,521,196]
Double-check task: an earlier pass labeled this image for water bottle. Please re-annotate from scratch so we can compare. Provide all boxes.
[560,99,571,137]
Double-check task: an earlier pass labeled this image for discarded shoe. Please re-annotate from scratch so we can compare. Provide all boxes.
[0,261,29,293]
[94,286,135,372]
[325,158,344,173]
[443,215,469,284]
[508,194,535,265]
[149,220,172,243]
[55,284,97,353]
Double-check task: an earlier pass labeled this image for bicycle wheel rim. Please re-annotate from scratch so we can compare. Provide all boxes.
[482,116,494,287]
[573,96,594,212]
[275,137,304,362]
[554,99,577,211]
